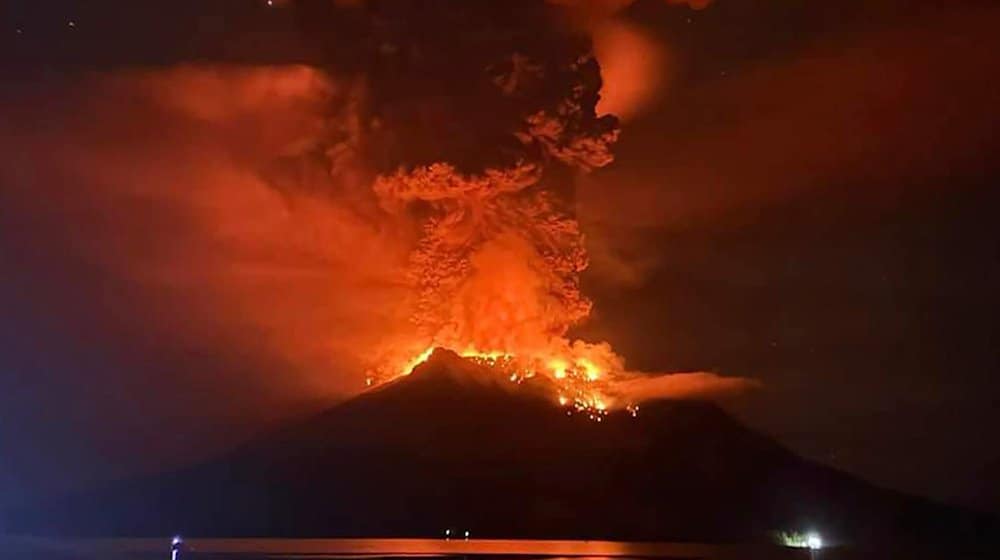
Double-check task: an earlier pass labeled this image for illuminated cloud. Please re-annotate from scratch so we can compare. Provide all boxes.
[616,371,760,402]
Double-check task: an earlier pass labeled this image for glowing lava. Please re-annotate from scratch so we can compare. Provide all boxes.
[369,344,623,420]
[352,17,753,416]
[355,43,625,421]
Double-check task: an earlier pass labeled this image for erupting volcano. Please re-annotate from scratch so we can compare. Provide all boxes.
[3,1,1000,555]
[365,34,621,386]
[311,1,727,415]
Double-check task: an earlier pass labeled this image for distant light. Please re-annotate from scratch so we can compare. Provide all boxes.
[172,536,183,546]
[67,20,76,28]
[267,0,274,5]
[463,530,470,540]
[775,530,824,550]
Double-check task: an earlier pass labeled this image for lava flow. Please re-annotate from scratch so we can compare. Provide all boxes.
[376,345,620,420]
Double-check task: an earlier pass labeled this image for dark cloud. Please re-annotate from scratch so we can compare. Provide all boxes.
[0,0,626,503]
[573,0,1000,510]
[580,3,1000,232]
[0,66,408,504]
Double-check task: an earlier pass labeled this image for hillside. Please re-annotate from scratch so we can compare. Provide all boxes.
[10,350,993,548]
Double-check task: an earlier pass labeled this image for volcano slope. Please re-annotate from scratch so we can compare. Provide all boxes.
[10,350,994,548]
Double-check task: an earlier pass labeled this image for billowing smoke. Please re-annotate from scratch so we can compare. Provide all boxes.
[617,371,760,403]
[366,40,620,377]
[0,0,770,502]
[290,0,750,407]
[0,66,410,394]
[0,1,750,450]
[0,65,419,494]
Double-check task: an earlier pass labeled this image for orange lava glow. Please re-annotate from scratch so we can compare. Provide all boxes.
[353,22,752,415]
[373,343,624,419]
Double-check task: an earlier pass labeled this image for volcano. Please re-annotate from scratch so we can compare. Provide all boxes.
[10,350,992,547]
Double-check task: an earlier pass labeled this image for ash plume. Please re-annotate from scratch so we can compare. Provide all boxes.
[369,48,619,364]
[288,1,624,379]
[0,0,751,446]
[295,0,749,405]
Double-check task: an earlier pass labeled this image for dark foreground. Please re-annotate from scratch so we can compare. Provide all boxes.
[0,537,868,560]
[16,352,994,548]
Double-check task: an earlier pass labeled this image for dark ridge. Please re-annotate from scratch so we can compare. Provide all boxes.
[8,350,995,553]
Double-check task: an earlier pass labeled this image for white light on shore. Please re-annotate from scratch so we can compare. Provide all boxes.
[775,529,825,550]
[807,533,823,550]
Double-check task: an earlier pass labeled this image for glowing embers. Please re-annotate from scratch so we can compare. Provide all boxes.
[381,345,637,423]
[459,350,520,377]
[560,392,610,422]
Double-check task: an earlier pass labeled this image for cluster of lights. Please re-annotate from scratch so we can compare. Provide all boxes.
[775,530,823,552]
[443,528,471,540]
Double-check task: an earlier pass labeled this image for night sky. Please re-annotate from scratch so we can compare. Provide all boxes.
[1,0,998,517]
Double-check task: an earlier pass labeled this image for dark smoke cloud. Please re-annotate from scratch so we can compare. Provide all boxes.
[0,66,413,499]
[579,3,1000,233]
[13,0,952,509]
[0,0,632,498]
[0,66,408,390]
[366,44,620,372]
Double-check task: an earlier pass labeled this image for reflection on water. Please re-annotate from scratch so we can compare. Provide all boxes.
[1,537,809,560]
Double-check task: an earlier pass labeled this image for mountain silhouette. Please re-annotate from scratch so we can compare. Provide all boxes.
[10,350,993,549]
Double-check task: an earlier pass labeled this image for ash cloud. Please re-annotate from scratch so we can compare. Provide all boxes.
[1,66,409,392]
[367,48,619,371]
[579,3,1000,231]
[0,0,751,500]
[616,371,760,403]
[0,66,414,494]
[284,0,633,378]
[0,2,623,496]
